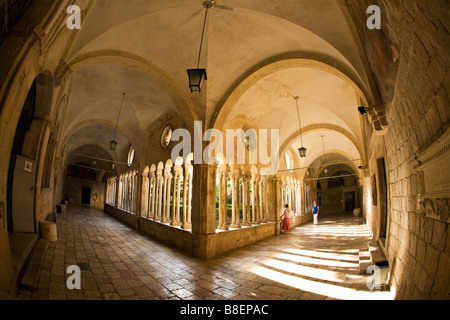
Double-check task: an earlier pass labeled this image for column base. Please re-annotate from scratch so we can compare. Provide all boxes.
[171,221,181,227]
[218,225,229,231]
[162,218,171,223]
[230,224,241,228]
[182,223,192,230]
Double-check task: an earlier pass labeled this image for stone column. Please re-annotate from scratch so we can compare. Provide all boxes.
[163,171,172,224]
[149,170,156,219]
[186,166,193,228]
[251,179,256,224]
[114,177,119,208]
[246,174,251,224]
[261,176,268,223]
[170,169,181,227]
[217,166,228,230]
[264,176,276,221]
[140,170,149,218]
[241,172,251,226]
[258,179,264,223]
[255,175,261,224]
[191,163,217,257]
[275,176,283,235]
[156,167,163,221]
[230,166,241,228]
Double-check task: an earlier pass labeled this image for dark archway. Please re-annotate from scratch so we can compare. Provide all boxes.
[6,81,36,232]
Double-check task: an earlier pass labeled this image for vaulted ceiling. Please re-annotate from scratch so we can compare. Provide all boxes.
[50,0,377,178]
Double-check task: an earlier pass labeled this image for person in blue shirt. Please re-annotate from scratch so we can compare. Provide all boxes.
[312,201,320,225]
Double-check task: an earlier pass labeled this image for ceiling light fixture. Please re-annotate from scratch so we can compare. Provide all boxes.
[358,106,368,115]
[294,96,307,158]
[187,1,212,93]
[321,135,328,174]
[109,93,126,151]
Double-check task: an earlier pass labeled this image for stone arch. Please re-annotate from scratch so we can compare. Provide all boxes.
[66,50,199,126]
[279,123,365,168]
[211,55,380,131]
[59,119,137,169]
[301,149,362,183]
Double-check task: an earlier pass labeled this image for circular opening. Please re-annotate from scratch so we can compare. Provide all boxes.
[161,126,173,148]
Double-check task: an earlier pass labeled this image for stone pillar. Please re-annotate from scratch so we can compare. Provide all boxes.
[149,170,156,219]
[251,179,256,224]
[140,170,149,218]
[114,177,119,208]
[255,175,260,224]
[261,176,268,222]
[163,171,172,224]
[230,166,241,228]
[187,166,193,227]
[191,163,217,258]
[156,167,163,221]
[171,168,181,227]
[217,166,228,230]
[181,163,193,230]
[275,176,283,235]
[241,172,251,226]
[264,176,276,221]
[258,178,264,223]
[246,174,251,224]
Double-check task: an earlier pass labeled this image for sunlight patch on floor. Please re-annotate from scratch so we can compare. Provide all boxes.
[283,248,359,263]
[259,258,349,283]
[249,264,395,300]
[274,252,357,268]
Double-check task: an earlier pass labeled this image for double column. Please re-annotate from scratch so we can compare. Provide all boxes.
[230,165,241,228]
[217,165,229,230]
[162,163,173,223]
[251,173,265,224]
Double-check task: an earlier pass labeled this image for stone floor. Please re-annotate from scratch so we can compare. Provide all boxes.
[17,206,395,300]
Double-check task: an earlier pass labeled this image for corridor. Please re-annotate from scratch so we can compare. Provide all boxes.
[17,207,394,300]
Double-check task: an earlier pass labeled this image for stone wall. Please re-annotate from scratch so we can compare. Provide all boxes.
[63,176,105,210]
[346,0,450,299]
[105,204,279,259]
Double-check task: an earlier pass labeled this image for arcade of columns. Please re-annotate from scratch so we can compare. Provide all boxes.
[105,157,308,232]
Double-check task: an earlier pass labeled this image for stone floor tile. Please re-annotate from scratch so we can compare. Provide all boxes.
[17,206,394,301]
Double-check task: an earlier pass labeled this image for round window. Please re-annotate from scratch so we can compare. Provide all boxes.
[161,126,173,148]
[127,146,135,167]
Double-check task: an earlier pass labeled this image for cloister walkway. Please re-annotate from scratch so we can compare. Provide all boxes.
[18,206,395,300]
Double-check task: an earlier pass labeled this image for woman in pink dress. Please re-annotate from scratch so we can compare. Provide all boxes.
[281,204,290,232]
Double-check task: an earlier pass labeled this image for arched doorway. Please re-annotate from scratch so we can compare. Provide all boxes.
[7,81,37,233]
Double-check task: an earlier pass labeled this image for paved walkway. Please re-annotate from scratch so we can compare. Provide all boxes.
[18,206,394,300]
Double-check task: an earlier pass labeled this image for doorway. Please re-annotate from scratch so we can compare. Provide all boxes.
[81,187,91,205]
[7,81,36,232]
[377,158,388,242]
[344,191,355,212]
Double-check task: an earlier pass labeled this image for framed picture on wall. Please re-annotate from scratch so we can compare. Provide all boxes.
[372,175,377,206]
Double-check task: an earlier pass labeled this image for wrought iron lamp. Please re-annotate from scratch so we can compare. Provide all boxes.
[294,96,307,158]
[109,93,126,151]
[358,106,368,115]
[187,1,212,93]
